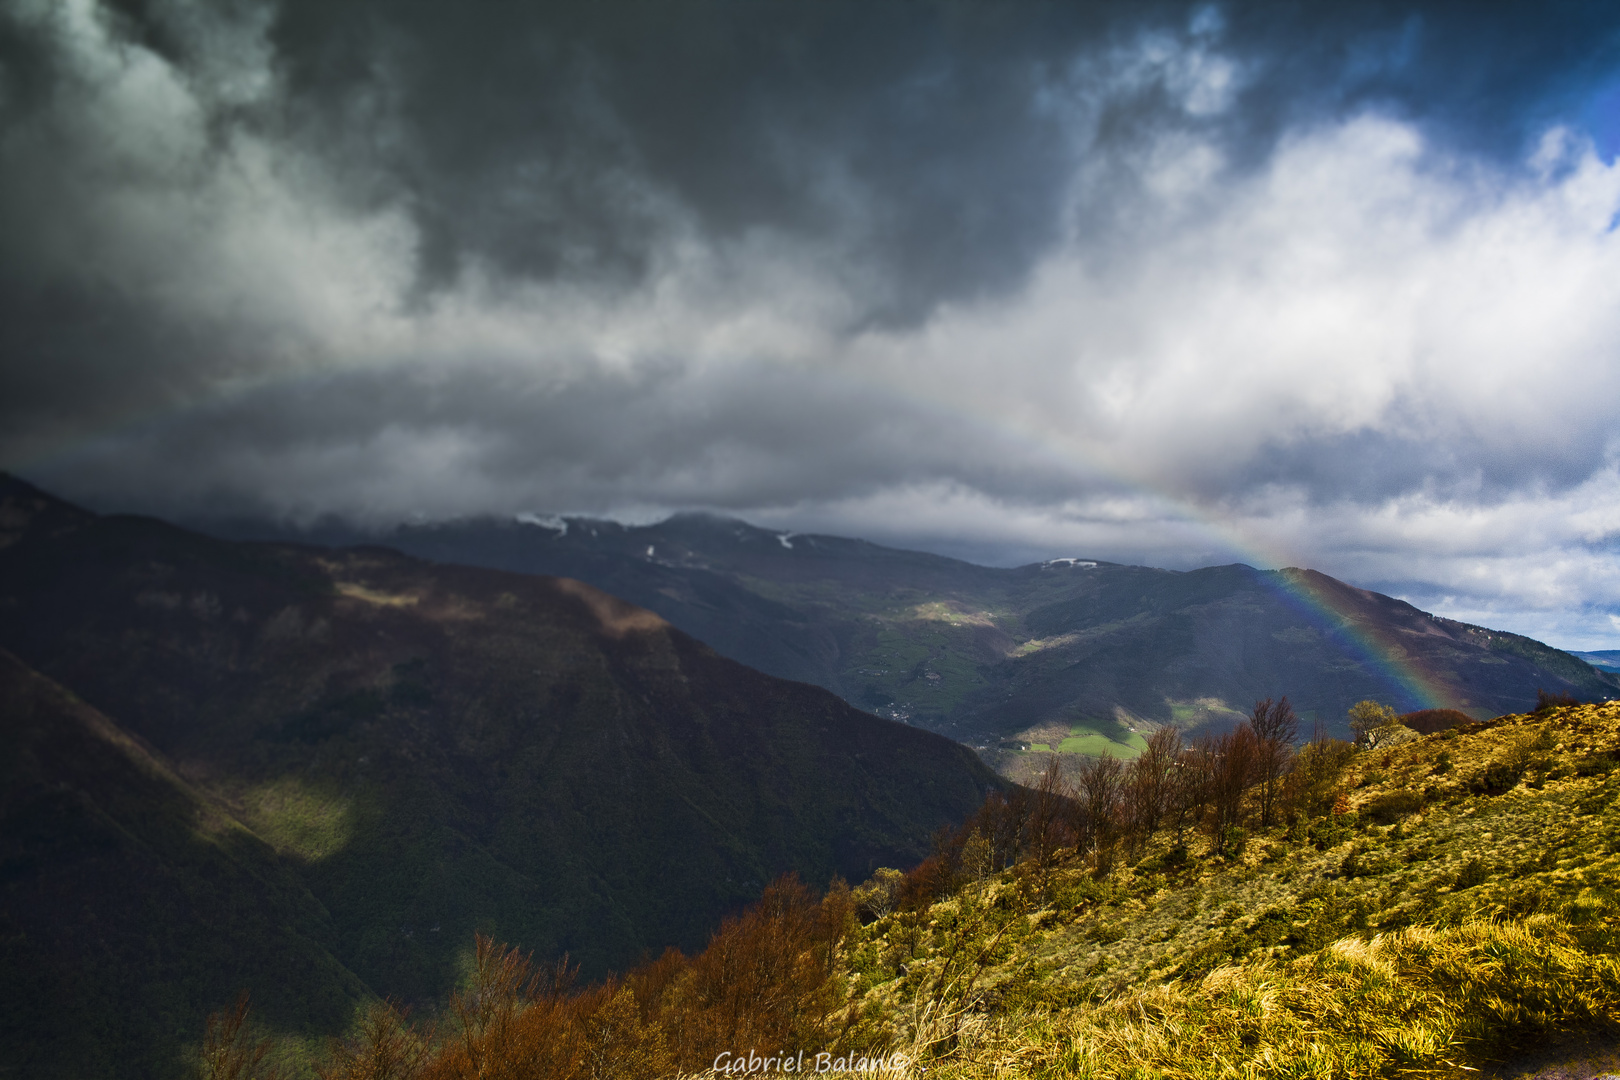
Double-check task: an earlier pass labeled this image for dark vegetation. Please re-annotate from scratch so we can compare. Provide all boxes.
[194,698,1620,1078]
[0,650,365,1080]
[1399,707,1476,734]
[197,512,1620,745]
[206,878,856,1080]
[1537,687,1585,713]
[0,476,1000,1079]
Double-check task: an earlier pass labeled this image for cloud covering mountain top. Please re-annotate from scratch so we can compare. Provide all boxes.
[3,0,1619,646]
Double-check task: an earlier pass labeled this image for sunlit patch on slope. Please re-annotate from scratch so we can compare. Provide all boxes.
[239,775,355,863]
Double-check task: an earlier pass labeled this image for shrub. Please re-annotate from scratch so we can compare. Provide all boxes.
[1400,708,1475,734]
[1311,816,1353,850]
[1577,752,1619,778]
[1472,760,1524,794]
[1283,737,1356,820]
[1364,790,1424,825]
[1536,689,1582,713]
[1455,857,1489,889]
[1248,908,1292,948]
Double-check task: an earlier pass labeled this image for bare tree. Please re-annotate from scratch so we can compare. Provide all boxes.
[1209,724,1259,840]
[1025,755,1071,876]
[1249,697,1298,828]
[1167,737,1213,847]
[1076,752,1123,873]
[1122,727,1182,855]
[968,788,1029,871]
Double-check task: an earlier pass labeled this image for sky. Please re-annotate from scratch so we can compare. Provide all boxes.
[2,0,1620,650]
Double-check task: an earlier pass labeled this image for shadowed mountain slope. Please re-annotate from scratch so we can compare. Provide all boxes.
[200,513,1619,751]
[0,649,369,1080]
[0,476,1002,1033]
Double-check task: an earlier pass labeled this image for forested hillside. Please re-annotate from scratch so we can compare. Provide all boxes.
[221,699,1620,1078]
[0,475,1001,1079]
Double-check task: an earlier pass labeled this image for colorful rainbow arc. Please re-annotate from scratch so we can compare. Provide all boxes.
[1263,570,1455,714]
[823,369,1464,715]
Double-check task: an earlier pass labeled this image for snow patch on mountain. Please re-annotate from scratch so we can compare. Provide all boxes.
[515,512,568,535]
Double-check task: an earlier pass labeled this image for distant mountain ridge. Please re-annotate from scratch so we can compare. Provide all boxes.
[194,509,1619,757]
[0,476,1001,1078]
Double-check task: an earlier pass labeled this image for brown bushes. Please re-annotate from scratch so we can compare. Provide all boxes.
[414,937,640,1080]
[200,992,282,1080]
[654,876,843,1067]
[1207,724,1258,840]
[316,1000,427,1080]
[879,717,1311,904]
[204,875,855,1080]
[871,718,1308,909]
[1250,697,1298,827]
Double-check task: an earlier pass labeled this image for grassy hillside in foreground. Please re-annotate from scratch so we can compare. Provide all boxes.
[830,701,1620,1078]
[207,702,1620,1079]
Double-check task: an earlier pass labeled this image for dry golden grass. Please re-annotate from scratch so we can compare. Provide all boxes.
[834,702,1620,1078]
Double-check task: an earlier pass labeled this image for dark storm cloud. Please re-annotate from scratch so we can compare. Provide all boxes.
[254,0,1619,315]
[3,0,1620,645]
[28,353,1102,525]
[4,0,1613,390]
[263,0,1112,317]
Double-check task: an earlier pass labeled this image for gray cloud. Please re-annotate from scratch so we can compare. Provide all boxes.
[253,0,1620,307]
[4,0,1620,647]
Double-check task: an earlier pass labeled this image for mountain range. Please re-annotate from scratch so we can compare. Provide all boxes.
[6,472,1616,1076]
[0,476,1000,1078]
[197,511,1620,769]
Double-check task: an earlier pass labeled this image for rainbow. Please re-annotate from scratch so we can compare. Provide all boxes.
[819,367,1466,716]
[1261,569,1456,713]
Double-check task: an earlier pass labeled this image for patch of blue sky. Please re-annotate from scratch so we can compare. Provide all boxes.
[1579,75,1620,163]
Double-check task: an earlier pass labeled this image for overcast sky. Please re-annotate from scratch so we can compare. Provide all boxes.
[3,0,1620,648]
